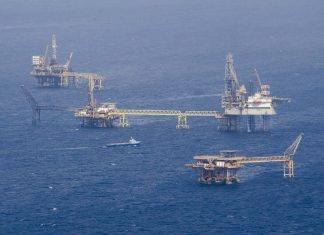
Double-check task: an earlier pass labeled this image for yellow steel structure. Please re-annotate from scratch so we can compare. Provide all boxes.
[74,106,223,129]
[113,109,223,129]
[186,133,303,184]
[31,34,105,90]
[72,78,225,128]
[60,71,104,90]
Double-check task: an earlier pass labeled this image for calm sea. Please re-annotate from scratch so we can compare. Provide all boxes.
[0,0,323,234]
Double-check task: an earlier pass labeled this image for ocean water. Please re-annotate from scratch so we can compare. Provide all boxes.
[0,0,324,234]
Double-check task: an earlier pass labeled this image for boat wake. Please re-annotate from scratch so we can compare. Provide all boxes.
[51,146,92,151]
[163,93,221,102]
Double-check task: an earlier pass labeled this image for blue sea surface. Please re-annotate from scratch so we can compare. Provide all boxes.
[0,0,324,234]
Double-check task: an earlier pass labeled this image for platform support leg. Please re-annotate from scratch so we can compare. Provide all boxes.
[119,114,129,128]
[94,78,104,90]
[220,116,238,131]
[225,168,232,184]
[262,115,270,132]
[283,160,294,177]
[176,114,189,129]
[32,108,41,125]
[247,115,255,132]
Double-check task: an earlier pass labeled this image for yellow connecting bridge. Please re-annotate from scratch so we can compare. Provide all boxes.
[60,72,104,90]
[114,109,222,128]
[74,103,223,128]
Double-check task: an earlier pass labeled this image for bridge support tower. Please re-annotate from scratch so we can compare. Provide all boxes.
[176,114,189,129]
[283,160,294,177]
[247,115,256,132]
[119,114,129,128]
[262,115,270,131]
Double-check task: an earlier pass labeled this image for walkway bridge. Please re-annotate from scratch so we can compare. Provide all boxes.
[114,109,222,128]
[60,72,104,90]
[75,106,223,129]
[22,84,222,128]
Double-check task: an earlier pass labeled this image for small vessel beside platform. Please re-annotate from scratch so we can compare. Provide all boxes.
[105,137,141,147]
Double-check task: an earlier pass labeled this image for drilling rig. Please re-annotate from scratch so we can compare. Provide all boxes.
[74,78,121,127]
[31,34,104,90]
[31,34,72,88]
[219,53,290,132]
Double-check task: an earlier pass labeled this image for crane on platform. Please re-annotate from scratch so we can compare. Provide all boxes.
[28,50,291,131]
[64,52,73,71]
[43,45,48,66]
[220,53,290,132]
[186,133,304,184]
[253,68,262,90]
[253,68,271,96]
[20,85,73,125]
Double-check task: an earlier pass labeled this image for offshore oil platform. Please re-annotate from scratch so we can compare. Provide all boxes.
[73,53,289,131]
[31,34,104,90]
[74,79,222,128]
[219,53,290,132]
[186,133,303,184]
[25,48,290,132]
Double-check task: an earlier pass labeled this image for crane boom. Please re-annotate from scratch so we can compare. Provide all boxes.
[253,68,262,89]
[20,85,38,110]
[64,52,73,69]
[284,133,304,158]
[44,45,48,65]
[21,85,75,124]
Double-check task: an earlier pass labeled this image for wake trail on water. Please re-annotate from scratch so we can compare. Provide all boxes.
[163,93,221,102]
[50,146,96,151]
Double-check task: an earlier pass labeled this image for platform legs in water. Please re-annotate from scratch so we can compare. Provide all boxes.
[220,115,271,132]
[199,168,240,185]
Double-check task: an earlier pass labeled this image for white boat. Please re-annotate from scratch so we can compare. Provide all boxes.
[105,137,141,147]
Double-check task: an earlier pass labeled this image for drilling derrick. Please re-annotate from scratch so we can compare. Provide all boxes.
[31,34,71,88]
[219,53,289,132]
[223,53,241,108]
[50,34,57,66]
[75,78,120,127]
[220,53,246,131]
